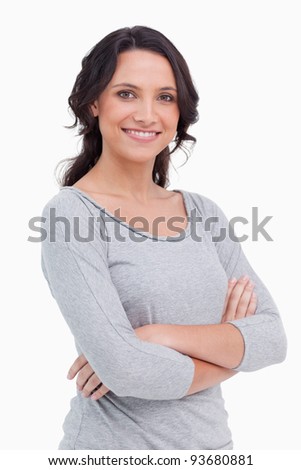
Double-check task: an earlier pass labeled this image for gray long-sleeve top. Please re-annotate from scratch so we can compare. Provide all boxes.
[40,186,287,450]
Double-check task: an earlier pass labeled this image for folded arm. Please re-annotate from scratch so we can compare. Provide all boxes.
[139,194,287,373]
[206,195,287,372]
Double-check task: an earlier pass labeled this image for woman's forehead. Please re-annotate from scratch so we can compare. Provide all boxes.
[109,50,177,88]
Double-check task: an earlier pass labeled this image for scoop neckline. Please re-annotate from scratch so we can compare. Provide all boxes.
[60,185,192,242]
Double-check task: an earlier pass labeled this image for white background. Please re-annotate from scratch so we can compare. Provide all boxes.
[0,0,300,451]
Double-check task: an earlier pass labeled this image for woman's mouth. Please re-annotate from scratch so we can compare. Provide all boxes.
[122,128,161,142]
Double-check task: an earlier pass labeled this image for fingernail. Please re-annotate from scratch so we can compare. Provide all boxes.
[67,372,71,379]
[241,275,249,281]
[229,277,236,283]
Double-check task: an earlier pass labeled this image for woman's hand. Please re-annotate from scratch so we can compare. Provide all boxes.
[67,354,110,400]
[67,325,157,400]
[221,275,257,323]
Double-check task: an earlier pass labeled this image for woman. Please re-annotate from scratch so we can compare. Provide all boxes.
[41,25,287,450]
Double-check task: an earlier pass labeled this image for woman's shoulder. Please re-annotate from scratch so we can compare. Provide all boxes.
[40,189,108,246]
[40,186,108,247]
[183,189,222,216]
[182,189,233,244]
[41,186,98,218]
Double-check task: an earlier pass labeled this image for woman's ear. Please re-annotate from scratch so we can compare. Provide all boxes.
[90,101,99,117]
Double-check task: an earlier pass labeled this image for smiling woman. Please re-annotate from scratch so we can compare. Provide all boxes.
[41,25,287,451]
[55,26,198,192]
[89,49,180,163]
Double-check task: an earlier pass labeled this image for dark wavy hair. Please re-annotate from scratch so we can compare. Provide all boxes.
[56,25,199,189]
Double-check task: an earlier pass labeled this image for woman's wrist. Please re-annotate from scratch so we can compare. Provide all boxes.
[134,324,171,347]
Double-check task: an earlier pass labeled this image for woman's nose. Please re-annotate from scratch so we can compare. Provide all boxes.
[133,100,158,125]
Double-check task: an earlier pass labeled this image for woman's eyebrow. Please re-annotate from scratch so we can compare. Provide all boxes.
[111,82,177,92]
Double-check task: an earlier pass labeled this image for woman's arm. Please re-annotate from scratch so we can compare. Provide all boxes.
[135,275,256,370]
[67,276,250,399]
[135,276,287,373]
[67,352,238,399]
[181,192,287,373]
[135,322,245,369]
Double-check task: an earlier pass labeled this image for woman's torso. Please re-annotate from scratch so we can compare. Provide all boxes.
[56,184,233,450]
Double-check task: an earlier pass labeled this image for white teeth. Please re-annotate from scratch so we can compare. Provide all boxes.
[125,129,157,137]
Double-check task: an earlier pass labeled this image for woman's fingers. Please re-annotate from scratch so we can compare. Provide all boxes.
[82,376,110,400]
[67,354,88,379]
[67,353,111,400]
[67,354,98,392]
[223,276,251,321]
[246,292,257,316]
[90,383,111,401]
[235,280,255,319]
[221,278,237,320]
[81,372,102,397]
[76,362,95,391]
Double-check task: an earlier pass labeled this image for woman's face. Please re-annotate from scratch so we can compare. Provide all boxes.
[91,49,180,164]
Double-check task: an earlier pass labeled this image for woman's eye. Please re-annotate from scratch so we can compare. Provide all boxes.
[118,91,135,99]
[117,91,175,102]
[159,94,174,102]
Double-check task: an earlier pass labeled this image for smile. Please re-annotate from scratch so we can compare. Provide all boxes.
[122,128,161,142]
